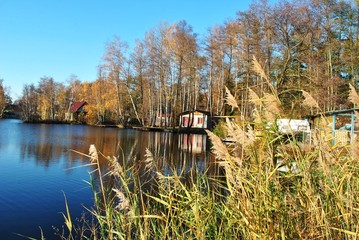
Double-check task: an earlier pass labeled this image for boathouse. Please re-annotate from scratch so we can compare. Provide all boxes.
[179,110,212,129]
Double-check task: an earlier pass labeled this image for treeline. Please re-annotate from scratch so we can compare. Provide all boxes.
[0,80,12,118]
[17,0,359,125]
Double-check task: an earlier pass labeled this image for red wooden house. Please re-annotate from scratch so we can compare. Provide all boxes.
[66,101,88,122]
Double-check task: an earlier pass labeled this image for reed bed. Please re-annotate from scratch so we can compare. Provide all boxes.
[51,60,359,240]
[55,111,359,239]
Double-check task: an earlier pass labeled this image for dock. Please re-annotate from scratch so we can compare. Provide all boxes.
[133,126,207,134]
[95,124,123,128]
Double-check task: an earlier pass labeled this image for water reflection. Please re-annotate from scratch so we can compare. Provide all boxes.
[13,122,214,177]
[180,134,207,153]
[16,123,218,207]
[0,120,217,239]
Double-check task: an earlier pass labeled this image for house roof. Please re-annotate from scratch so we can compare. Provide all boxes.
[308,108,359,119]
[179,109,212,116]
[71,101,88,113]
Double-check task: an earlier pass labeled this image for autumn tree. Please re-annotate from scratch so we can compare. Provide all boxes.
[20,83,39,121]
[163,20,200,124]
[66,74,84,101]
[17,0,358,123]
[102,36,128,124]
[37,76,59,120]
[90,66,108,124]
[236,11,262,117]
[0,79,11,118]
[55,82,69,120]
[203,26,224,116]
[144,23,172,127]
[131,39,150,125]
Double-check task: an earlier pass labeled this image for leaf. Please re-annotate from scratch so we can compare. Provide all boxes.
[60,191,72,234]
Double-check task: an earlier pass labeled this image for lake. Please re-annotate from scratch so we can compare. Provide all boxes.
[0,119,212,239]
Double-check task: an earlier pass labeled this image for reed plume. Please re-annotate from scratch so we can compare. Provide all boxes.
[144,148,155,171]
[108,156,123,178]
[252,55,268,81]
[225,118,255,149]
[302,90,319,109]
[263,93,281,122]
[225,86,239,109]
[248,88,262,107]
[112,188,129,211]
[248,87,262,123]
[89,144,98,163]
[250,56,282,122]
[205,130,231,161]
[252,55,278,98]
[348,83,359,106]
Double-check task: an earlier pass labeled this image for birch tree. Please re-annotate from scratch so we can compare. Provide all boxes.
[38,76,58,120]
[20,83,39,121]
[103,36,128,124]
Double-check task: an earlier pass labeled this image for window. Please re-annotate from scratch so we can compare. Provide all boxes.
[183,116,189,127]
[198,117,203,126]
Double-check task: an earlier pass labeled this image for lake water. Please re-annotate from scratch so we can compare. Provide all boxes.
[0,119,211,239]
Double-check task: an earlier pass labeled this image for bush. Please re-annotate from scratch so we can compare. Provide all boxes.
[212,120,227,139]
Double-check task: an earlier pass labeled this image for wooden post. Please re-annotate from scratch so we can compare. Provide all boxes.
[332,114,337,146]
[351,110,355,144]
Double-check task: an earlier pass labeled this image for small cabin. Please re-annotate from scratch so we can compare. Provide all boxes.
[66,101,88,122]
[179,110,212,129]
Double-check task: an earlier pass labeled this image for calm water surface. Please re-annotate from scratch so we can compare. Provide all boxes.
[0,119,211,239]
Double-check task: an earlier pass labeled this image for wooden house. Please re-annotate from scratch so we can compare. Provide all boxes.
[179,110,212,130]
[66,101,88,122]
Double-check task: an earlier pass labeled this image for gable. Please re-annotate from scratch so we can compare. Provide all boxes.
[71,101,88,113]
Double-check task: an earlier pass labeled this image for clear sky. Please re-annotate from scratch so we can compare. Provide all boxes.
[0,0,261,100]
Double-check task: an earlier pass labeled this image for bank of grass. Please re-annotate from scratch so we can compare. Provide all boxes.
[53,59,359,239]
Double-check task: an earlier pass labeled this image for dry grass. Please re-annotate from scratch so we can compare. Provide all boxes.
[60,143,358,239]
[348,83,359,106]
[57,133,359,239]
[252,55,268,81]
[248,87,261,106]
[302,90,319,109]
[225,86,239,110]
[53,65,359,239]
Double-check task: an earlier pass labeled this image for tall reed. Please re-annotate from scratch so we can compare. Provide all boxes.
[53,59,359,240]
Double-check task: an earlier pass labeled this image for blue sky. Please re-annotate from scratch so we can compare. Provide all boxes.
[0,0,261,100]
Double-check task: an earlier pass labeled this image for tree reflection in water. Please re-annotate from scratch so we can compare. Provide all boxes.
[1,120,217,238]
[17,124,218,188]
[88,131,219,194]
